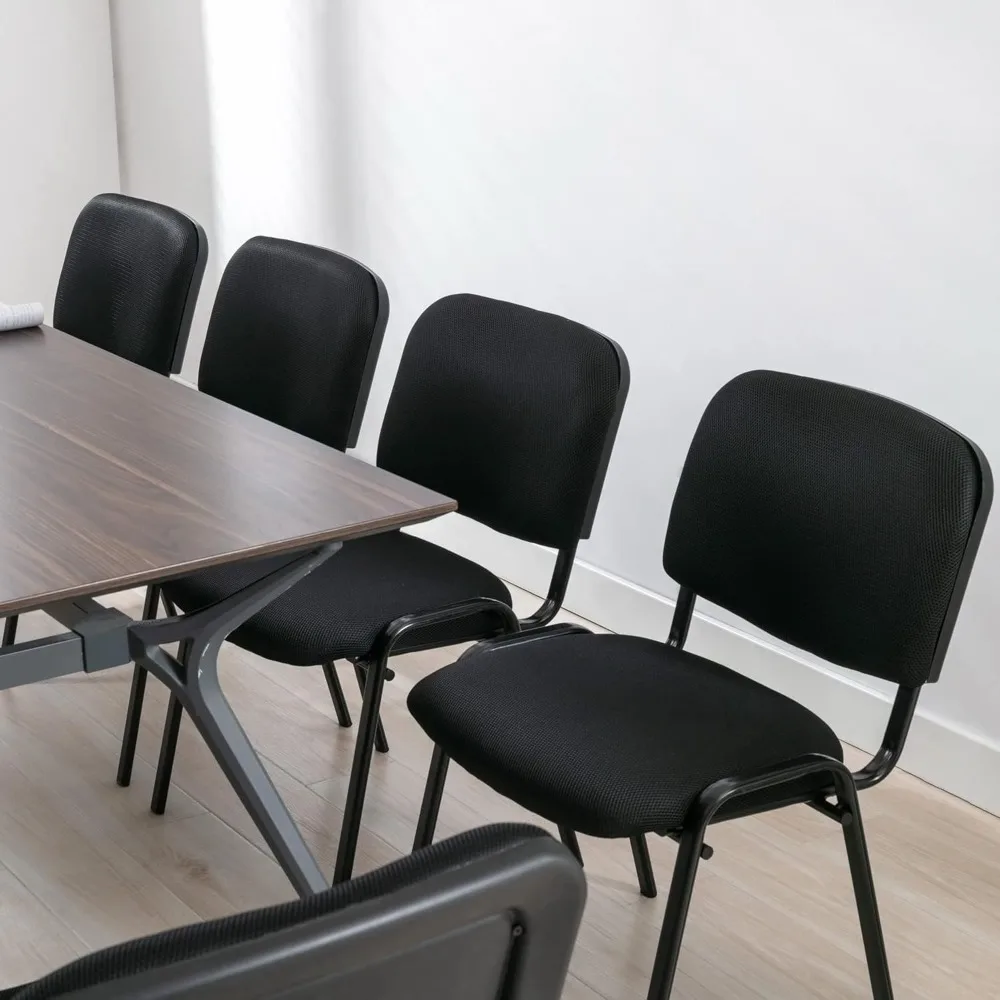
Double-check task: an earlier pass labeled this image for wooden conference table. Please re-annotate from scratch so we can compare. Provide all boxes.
[0,326,455,895]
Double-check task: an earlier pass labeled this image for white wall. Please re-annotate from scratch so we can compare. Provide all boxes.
[0,0,119,311]
[121,1,1000,809]
[110,0,349,380]
[200,0,351,264]
[109,0,218,381]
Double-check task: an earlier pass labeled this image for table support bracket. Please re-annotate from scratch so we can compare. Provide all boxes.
[0,543,341,897]
[0,598,134,689]
[127,542,342,897]
[47,597,133,672]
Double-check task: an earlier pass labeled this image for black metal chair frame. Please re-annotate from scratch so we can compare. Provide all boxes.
[114,248,391,801]
[320,328,631,885]
[408,419,992,1000]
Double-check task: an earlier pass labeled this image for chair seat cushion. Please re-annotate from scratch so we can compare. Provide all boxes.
[408,632,844,837]
[161,531,512,665]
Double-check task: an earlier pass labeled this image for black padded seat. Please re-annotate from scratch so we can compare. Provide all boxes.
[409,632,843,837]
[162,531,512,666]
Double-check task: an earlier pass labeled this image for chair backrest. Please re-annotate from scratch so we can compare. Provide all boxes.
[664,370,992,687]
[54,193,207,375]
[198,236,387,451]
[7,825,584,1000]
[378,293,629,550]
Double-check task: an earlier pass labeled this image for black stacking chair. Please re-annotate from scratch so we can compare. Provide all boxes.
[115,235,389,792]
[1,192,206,650]
[0,825,585,1000]
[143,293,630,886]
[55,192,207,373]
[406,370,992,1000]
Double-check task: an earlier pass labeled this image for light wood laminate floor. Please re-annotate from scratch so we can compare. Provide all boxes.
[0,587,997,998]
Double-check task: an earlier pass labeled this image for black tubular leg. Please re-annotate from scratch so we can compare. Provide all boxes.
[321,662,352,728]
[150,632,190,815]
[558,827,584,867]
[116,585,162,787]
[641,755,888,999]
[353,661,389,753]
[647,823,708,1000]
[2,616,18,647]
[413,745,450,851]
[334,655,390,882]
[150,693,184,815]
[631,834,657,898]
[116,668,148,787]
[835,777,894,999]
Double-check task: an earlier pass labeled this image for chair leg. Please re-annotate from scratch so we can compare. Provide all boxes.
[116,585,162,787]
[558,827,584,867]
[835,779,894,999]
[150,695,184,815]
[631,834,657,898]
[353,661,389,753]
[149,635,189,816]
[2,616,18,647]
[116,667,148,787]
[321,662,352,728]
[647,823,707,1000]
[334,655,391,882]
[413,745,450,851]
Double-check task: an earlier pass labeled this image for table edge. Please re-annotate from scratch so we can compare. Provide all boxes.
[0,500,457,618]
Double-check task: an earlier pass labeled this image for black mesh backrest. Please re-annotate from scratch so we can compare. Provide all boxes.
[664,370,991,687]
[7,825,585,1000]
[54,193,206,375]
[378,294,629,549]
[198,236,386,450]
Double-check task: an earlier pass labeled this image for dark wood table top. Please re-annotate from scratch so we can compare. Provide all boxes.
[0,327,456,615]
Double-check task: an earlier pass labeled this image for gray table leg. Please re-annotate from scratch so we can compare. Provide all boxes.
[128,543,341,897]
[161,643,324,894]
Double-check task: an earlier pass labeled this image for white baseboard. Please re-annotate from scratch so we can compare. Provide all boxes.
[409,515,1000,817]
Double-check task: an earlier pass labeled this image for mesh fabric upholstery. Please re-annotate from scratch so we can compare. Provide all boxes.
[199,237,383,449]
[408,633,842,837]
[377,294,627,549]
[54,193,203,374]
[664,371,985,686]
[161,532,512,665]
[7,825,548,1000]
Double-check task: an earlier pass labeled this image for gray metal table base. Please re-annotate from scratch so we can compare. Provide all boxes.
[0,542,341,898]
